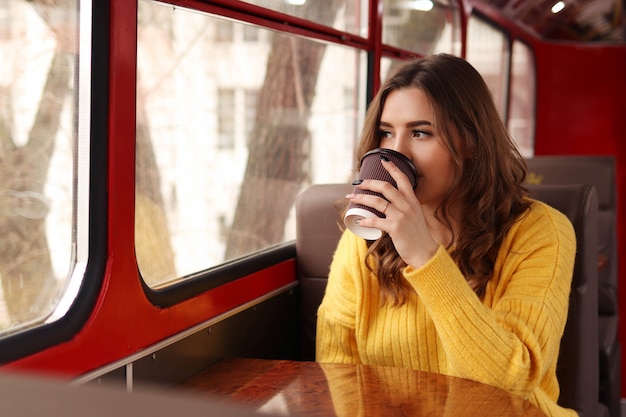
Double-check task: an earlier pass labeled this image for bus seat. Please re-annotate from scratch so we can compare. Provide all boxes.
[296,184,351,362]
[296,183,601,416]
[526,156,617,314]
[526,156,620,417]
[527,184,600,417]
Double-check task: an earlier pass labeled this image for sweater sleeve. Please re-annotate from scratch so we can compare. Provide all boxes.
[403,202,576,398]
[316,231,364,365]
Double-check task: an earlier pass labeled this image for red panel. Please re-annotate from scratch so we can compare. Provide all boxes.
[534,43,626,156]
[4,260,296,377]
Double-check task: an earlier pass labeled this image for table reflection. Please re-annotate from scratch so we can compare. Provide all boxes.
[178,358,546,417]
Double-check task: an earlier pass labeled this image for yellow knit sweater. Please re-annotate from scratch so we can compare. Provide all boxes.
[316,200,577,417]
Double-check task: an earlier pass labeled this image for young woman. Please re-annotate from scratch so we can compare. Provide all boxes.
[316,54,577,417]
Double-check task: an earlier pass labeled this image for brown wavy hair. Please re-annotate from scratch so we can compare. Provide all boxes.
[354,54,530,305]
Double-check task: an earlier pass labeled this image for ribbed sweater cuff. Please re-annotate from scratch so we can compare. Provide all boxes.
[403,245,479,307]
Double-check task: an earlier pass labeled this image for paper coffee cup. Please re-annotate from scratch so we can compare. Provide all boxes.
[344,148,418,240]
[344,207,385,240]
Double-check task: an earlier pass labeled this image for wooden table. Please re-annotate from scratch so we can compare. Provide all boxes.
[178,358,547,416]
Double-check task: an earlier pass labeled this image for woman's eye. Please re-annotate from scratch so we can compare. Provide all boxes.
[412,129,431,138]
[378,130,392,140]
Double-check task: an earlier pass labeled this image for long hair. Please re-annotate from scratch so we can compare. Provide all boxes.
[354,54,530,305]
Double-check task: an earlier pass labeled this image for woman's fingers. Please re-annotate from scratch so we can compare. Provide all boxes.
[380,157,416,194]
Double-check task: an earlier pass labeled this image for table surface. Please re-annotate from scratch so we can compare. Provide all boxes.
[177,357,547,417]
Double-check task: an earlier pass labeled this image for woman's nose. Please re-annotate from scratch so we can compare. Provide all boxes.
[388,138,411,157]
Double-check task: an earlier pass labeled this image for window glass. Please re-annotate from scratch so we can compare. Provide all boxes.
[215,19,234,42]
[136,1,366,288]
[0,0,85,334]
[466,15,510,120]
[217,88,235,149]
[244,89,259,141]
[239,0,368,37]
[382,0,461,55]
[378,56,405,89]
[508,40,535,157]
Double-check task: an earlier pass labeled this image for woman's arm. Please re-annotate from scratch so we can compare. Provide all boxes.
[316,231,363,364]
[404,203,575,398]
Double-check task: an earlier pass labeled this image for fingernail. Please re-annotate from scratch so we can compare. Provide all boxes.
[352,179,363,185]
[380,155,390,162]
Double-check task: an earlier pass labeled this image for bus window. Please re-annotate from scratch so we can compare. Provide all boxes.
[238,0,368,37]
[508,40,535,157]
[0,0,87,335]
[135,1,366,288]
[382,0,461,56]
[466,14,510,120]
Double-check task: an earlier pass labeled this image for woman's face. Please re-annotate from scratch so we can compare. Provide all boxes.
[378,87,456,208]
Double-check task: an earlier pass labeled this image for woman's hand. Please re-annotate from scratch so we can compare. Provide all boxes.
[348,158,439,269]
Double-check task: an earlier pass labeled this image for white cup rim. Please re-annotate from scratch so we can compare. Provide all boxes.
[344,207,383,240]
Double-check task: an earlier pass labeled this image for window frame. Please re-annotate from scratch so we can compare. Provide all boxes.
[135,0,466,305]
[0,0,109,361]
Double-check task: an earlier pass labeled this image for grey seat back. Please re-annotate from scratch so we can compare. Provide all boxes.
[526,156,617,315]
[527,184,599,417]
[296,184,351,361]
